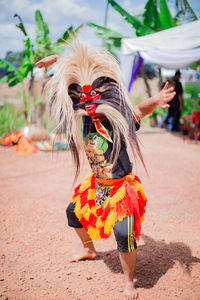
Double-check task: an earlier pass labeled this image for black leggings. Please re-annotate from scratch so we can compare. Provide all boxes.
[66,202,137,252]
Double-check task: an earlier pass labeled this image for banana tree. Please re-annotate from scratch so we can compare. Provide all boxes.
[0,10,83,125]
[0,38,34,123]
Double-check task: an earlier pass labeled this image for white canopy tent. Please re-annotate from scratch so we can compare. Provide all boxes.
[121,20,200,68]
[121,20,200,54]
[120,20,200,88]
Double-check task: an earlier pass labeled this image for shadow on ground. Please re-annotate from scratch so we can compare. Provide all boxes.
[97,234,200,289]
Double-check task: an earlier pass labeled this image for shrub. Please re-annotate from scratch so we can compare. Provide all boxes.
[0,103,25,136]
[182,82,200,116]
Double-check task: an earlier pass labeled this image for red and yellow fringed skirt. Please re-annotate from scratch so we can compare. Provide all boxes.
[72,173,147,241]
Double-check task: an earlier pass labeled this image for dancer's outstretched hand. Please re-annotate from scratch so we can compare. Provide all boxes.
[35,54,60,68]
[154,81,176,109]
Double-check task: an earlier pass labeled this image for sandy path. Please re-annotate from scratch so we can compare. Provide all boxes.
[0,129,200,300]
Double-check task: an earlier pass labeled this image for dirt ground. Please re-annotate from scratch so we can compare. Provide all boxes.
[0,128,200,300]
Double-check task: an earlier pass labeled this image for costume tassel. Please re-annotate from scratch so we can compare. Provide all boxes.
[104,209,116,235]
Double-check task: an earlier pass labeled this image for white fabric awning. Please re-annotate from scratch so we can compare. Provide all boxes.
[140,48,200,68]
[121,20,200,54]
[121,21,200,69]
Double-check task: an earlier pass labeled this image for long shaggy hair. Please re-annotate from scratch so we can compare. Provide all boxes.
[46,43,144,181]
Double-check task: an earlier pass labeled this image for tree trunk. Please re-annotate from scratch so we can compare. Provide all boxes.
[140,63,158,126]
[21,81,28,124]
[157,67,163,89]
[140,63,152,97]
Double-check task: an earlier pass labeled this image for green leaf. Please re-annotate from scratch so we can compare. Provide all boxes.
[0,70,16,84]
[34,97,42,106]
[23,38,33,66]
[0,75,9,83]
[0,59,18,73]
[159,0,176,29]
[57,25,73,43]
[75,24,84,33]
[87,22,125,50]
[35,10,51,53]
[108,0,154,36]
[57,24,84,44]
[18,64,32,78]
[14,14,28,36]
[175,0,198,22]
[17,39,33,78]
[8,77,22,87]
[143,0,161,31]
[88,22,125,39]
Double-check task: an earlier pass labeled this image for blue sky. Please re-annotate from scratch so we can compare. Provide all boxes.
[0,0,200,59]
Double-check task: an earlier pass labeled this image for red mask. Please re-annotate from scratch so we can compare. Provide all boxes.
[80,84,100,117]
[80,84,112,142]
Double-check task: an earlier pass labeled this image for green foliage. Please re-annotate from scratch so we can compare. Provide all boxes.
[11,10,83,75]
[0,59,18,73]
[0,103,25,136]
[175,0,198,23]
[13,14,28,36]
[143,0,161,31]
[87,22,125,51]
[189,61,200,70]
[23,38,34,67]
[4,50,25,65]
[34,11,83,60]
[149,105,166,119]
[8,77,21,87]
[35,10,50,44]
[159,0,176,29]
[108,0,178,33]
[0,38,34,87]
[34,97,42,106]
[35,10,51,57]
[184,82,200,98]
[108,0,154,36]
[0,10,83,127]
[56,24,84,44]
[182,82,200,116]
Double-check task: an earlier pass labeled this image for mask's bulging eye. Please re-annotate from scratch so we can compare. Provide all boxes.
[81,93,86,99]
[90,90,96,96]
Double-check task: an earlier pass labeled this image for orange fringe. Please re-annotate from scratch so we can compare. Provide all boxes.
[72,173,147,240]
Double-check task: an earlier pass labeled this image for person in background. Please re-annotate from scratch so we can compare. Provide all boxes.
[165,70,183,131]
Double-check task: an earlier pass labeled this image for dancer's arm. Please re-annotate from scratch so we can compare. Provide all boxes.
[134,82,176,121]
[35,54,60,68]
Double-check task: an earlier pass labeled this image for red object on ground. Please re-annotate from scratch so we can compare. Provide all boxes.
[0,131,39,154]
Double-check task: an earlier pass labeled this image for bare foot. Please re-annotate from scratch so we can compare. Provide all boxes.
[123,281,138,300]
[69,248,97,262]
